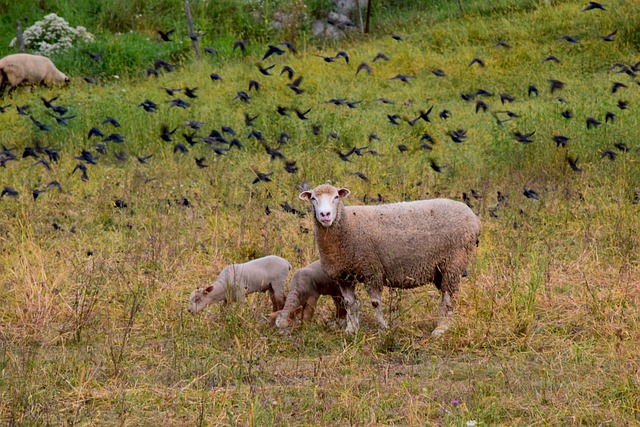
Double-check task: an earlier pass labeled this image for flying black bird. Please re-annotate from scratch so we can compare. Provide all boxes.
[1,186,18,198]
[373,52,389,62]
[247,130,263,141]
[222,126,236,136]
[233,40,246,53]
[500,93,515,104]
[30,116,50,131]
[468,57,485,67]
[494,41,511,48]
[263,45,285,61]
[397,144,409,153]
[514,130,535,144]
[160,125,177,142]
[32,188,46,200]
[204,47,218,54]
[528,85,539,97]
[158,29,175,41]
[75,150,98,164]
[103,133,124,143]
[137,154,153,164]
[73,163,89,181]
[284,160,298,174]
[168,98,190,109]
[369,133,380,142]
[429,159,446,173]
[612,142,629,153]
[276,105,289,116]
[210,73,222,81]
[234,91,251,102]
[567,156,581,173]
[586,117,602,129]
[184,87,198,98]
[439,110,451,120]
[356,62,372,75]
[46,180,62,190]
[280,65,295,79]
[389,74,415,83]
[315,54,337,63]
[173,143,188,154]
[552,135,570,147]
[560,35,579,44]
[335,148,355,163]
[353,172,369,181]
[94,143,106,155]
[390,33,404,41]
[561,110,573,119]
[114,151,126,162]
[138,99,157,113]
[82,76,97,84]
[335,51,349,64]
[523,188,539,200]
[431,69,446,77]
[278,41,297,53]
[244,113,259,127]
[601,29,617,42]
[582,1,605,12]
[40,96,59,109]
[375,98,395,104]
[611,82,627,93]
[188,32,204,42]
[102,117,120,127]
[33,158,51,170]
[617,100,629,110]
[0,104,11,113]
[448,128,467,143]
[252,171,273,184]
[248,80,260,91]
[543,55,560,63]
[278,132,290,144]
[605,111,616,123]
[294,108,311,120]
[195,157,208,168]
[601,149,616,160]
[549,79,565,94]
[258,64,275,76]
[387,114,401,125]
[346,100,362,109]
[475,100,488,113]
[16,104,30,115]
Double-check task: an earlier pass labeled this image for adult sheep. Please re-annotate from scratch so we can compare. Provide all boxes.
[0,53,70,98]
[299,184,481,336]
[187,255,291,314]
[272,260,347,329]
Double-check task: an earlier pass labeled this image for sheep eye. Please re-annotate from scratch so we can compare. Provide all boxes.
[310,196,316,202]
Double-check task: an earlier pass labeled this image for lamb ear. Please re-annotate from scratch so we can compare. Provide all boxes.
[203,285,214,294]
[337,188,350,198]
[299,191,312,201]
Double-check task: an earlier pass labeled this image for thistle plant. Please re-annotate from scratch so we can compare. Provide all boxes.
[9,13,94,56]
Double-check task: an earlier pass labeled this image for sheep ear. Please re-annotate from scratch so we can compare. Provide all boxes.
[337,188,350,198]
[203,285,214,294]
[299,191,312,201]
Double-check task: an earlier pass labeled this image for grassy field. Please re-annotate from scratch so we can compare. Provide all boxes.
[1,0,640,425]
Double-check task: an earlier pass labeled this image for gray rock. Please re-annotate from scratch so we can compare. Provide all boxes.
[327,12,355,30]
[312,20,326,38]
[334,0,367,15]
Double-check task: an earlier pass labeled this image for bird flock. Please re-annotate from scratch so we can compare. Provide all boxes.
[0,0,637,211]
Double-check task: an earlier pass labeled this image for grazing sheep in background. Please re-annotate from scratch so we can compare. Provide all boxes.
[187,255,291,314]
[0,53,70,98]
[272,260,347,329]
[299,184,481,336]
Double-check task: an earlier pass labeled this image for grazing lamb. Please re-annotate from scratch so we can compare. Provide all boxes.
[187,255,291,314]
[299,184,481,336]
[272,260,347,328]
[0,54,70,98]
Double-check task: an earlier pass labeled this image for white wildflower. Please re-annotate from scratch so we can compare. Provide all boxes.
[8,13,94,56]
[466,421,477,427]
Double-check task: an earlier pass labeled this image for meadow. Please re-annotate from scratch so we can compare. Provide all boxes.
[1,0,640,425]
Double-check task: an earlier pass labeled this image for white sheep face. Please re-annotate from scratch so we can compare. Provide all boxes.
[187,285,213,313]
[299,185,350,227]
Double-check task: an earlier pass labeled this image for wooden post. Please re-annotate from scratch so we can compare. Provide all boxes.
[364,0,372,34]
[16,20,25,53]
[356,0,364,34]
[183,0,201,61]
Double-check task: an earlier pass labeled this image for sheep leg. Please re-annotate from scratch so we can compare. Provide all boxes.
[302,296,317,321]
[339,284,360,334]
[432,275,459,337]
[369,286,388,330]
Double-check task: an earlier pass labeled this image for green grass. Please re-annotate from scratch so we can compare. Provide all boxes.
[2,0,640,425]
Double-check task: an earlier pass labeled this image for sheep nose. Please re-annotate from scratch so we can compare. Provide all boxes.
[319,211,331,218]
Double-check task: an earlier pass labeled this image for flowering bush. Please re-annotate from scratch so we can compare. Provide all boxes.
[9,13,94,56]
